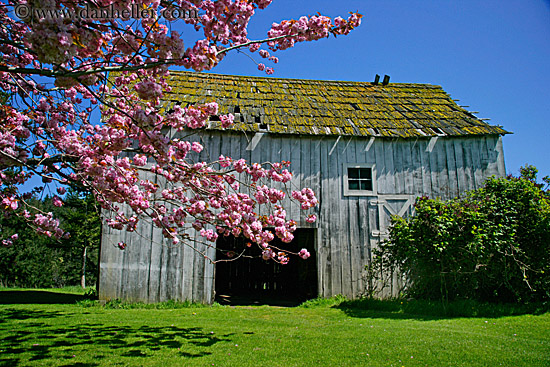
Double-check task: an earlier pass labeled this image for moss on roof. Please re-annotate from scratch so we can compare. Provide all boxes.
[165,71,510,138]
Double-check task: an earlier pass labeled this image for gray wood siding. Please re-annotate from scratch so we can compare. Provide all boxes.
[99,133,506,303]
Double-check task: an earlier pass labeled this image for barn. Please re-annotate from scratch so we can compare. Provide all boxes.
[99,71,509,304]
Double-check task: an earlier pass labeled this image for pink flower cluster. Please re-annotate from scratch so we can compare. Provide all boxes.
[134,79,164,101]
[299,248,310,260]
[267,13,362,51]
[0,0,359,263]
[183,39,221,71]
[165,102,220,130]
[52,195,64,207]
[291,188,318,210]
[2,234,18,247]
[33,212,65,239]
[2,196,18,210]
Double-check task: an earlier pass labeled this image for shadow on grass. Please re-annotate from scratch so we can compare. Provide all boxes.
[0,308,74,323]
[215,293,304,307]
[335,298,549,320]
[0,321,233,365]
[0,290,88,305]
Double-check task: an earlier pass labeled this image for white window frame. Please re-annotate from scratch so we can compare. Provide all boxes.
[343,163,377,196]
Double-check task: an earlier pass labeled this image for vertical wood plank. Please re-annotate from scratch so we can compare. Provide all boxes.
[203,132,219,303]
[483,136,499,178]
[428,139,440,198]
[357,197,370,287]
[305,136,322,297]
[444,139,459,198]
[401,140,414,195]
[435,139,450,199]
[470,138,484,189]
[329,137,343,296]
[495,136,506,176]
[318,137,331,296]
[393,140,405,194]
[380,139,396,194]
[300,136,312,225]
[410,140,423,196]
[148,227,163,303]
[343,137,358,298]
[461,139,475,192]
[192,232,206,303]
[453,139,467,196]
[289,136,302,224]
[418,139,433,196]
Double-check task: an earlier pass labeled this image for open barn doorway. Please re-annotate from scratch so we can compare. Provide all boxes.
[214,228,317,306]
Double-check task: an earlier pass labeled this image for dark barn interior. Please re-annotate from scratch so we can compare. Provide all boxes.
[214,229,317,306]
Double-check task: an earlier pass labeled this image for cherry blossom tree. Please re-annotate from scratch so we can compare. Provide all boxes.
[0,0,361,263]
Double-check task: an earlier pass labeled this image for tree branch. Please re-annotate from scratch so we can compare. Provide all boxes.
[0,61,169,78]
[216,34,298,56]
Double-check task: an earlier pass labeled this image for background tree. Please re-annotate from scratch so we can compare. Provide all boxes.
[56,190,101,288]
[0,192,100,288]
[0,1,361,264]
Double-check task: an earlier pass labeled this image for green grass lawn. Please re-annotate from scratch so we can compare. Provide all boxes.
[0,289,549,366]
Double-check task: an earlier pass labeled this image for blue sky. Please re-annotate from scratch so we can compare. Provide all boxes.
[206,0,550,178]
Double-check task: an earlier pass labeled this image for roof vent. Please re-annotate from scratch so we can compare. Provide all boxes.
[372,74,380,85]
[382,75,390,85]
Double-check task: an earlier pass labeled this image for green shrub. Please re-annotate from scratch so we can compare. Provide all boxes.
[375,166,550,303]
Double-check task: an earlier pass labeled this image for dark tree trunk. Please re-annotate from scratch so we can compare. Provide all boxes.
[80,246,87,288]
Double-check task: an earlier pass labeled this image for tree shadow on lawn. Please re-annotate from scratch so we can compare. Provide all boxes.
[0,290,88,305]
[0,321,234,365]
[0,307,76,322]
[335,298,549,320]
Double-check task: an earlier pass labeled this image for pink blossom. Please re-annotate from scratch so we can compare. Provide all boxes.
[134,155,148,166]
[277,252,289,264]
[52,196,64,207]
[200,229,218,242]
[2,196,18,210]
[233,159,247,173]
[306,214,317,223]
[249,43,261,52]
[220,114,234,128]
[191,142,203,153]
[134,79,163,101]
[219,155,232,168]
[299,248,310,259]
[262,248,274,260]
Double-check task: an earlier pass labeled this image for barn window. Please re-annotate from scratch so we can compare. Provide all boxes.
[343,163,377,196]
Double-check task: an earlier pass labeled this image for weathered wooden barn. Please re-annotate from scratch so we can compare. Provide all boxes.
[99,71,509,304]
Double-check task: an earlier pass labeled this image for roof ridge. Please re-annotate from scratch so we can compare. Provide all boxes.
[169,70,442,89]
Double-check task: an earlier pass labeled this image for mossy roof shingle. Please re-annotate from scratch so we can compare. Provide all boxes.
[165,71,509,138]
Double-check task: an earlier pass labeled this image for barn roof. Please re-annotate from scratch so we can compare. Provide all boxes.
[165,71,509,138]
